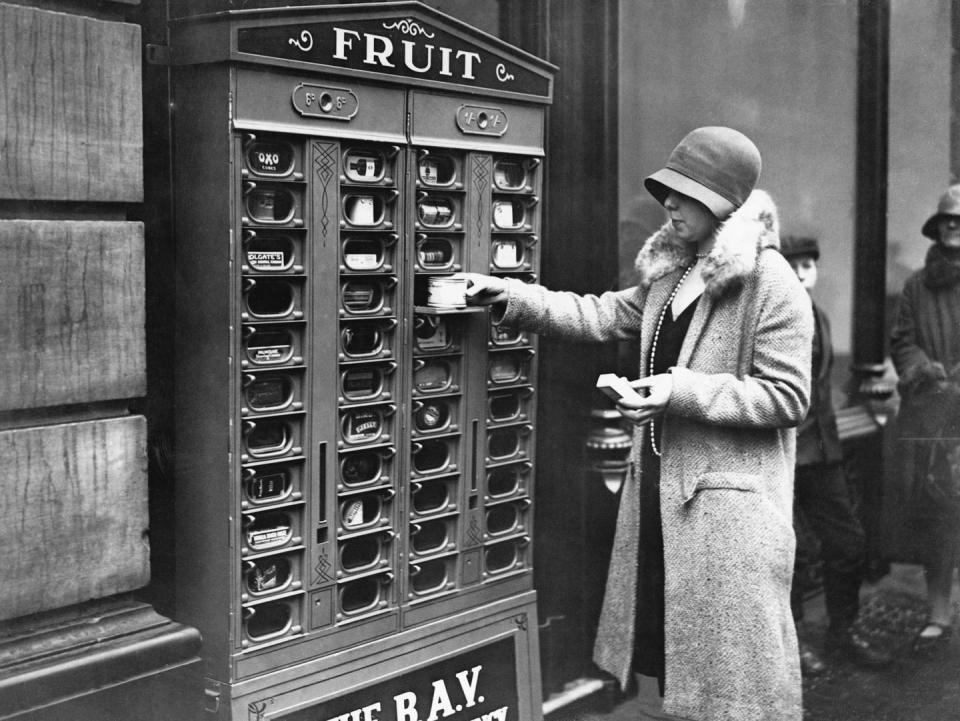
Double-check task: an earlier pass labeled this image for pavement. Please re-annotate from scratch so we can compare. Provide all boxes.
[547,563,960,721]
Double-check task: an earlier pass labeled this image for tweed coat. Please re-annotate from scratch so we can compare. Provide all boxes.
[497,191,812,721]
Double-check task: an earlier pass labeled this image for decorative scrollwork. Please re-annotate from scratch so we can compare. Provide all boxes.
[514,613,529,632]
[496,64,516,83]
[382,19,436,38]
[248,699,272,721]
[288,30,313,52]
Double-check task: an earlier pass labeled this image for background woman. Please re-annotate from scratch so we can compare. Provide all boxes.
[891,183,960,655]
[466,126,812,721]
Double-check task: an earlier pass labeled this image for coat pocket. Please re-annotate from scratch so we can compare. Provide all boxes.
[682,470,764,504]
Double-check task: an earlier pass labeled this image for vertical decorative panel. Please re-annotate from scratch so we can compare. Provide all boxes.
[0,4,143,202]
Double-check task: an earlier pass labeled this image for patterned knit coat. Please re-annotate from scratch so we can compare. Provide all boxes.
[498,191,812,721]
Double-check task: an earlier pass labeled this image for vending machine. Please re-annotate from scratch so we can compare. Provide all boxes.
[166,3,554,719]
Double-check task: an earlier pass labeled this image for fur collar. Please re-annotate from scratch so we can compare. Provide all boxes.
[634,189,780,299]
[923,243,960,289]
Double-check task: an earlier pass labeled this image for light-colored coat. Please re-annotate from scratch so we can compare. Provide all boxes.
[499,191,812,721]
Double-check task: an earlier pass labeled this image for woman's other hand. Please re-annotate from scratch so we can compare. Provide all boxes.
[464,273,509,305]
[615,373,674,424]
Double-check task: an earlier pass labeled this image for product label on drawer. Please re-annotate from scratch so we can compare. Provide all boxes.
[248,251,287,270]
[277,637,517,721]
[252,345,287,363]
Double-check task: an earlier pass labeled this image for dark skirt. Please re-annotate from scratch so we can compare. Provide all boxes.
[903,440,960,568]
[633,445,665,691]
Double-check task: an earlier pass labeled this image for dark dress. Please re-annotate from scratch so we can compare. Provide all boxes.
[633,296,699,693]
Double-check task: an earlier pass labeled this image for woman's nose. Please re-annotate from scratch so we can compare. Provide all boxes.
[663,192,678,210]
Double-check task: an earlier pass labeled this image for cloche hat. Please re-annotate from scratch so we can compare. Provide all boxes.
[645,126,761,219]
[779,235,820,261]
[921,184,960,240]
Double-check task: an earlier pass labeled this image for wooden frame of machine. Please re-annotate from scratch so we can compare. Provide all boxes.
[167,3,555,719]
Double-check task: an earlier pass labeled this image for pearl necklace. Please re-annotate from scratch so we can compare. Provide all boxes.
[647,260,697,457]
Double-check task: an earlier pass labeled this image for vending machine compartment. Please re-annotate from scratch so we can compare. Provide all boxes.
[242,133,304,181]
[243,181,305,227]
[241,593,304,648]
[483,537,529,577]
[413,314,461,355]
[336,572,393,620]
[409,514,458,558]
[241,369,304,416]
[410,435,460,478]
[492,156,540,193]
[337,488,395,537]
[242,551,303,602]
[337,528,394,578]
[341,189,399,229]
[490,235,537,272]
[412,356,462,397]
[338,402,396,448]
[241,324,305,369]
[338,362,396,404]
[415,192,462,232]
[241,461,303,510]
[487,348,534,387]
[242,277,305,322]
[338,446,395,492]
[339,276,396,317]
[407,553,458,598]
[415,149,463,190]
[409,475,459,518]
[491,195,537,232]
[415,234,462,273]
[242,508,304,557]
[339,319,396,362]
[485,461,532,503]
[486,423,533,464]
[488,320,530,348]
[241,413,304,462]
[484,498,531,540]
[341,145,399,186]
[411,396,460,437]
[340,233,398,274]
[242,229,305,274]
[487,387,533,425]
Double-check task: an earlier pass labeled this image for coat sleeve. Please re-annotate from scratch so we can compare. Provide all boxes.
[667,257,813,429]
[495,277,647,342]
[890,274,937,388]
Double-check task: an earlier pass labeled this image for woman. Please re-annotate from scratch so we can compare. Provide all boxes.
[466,126,811,720]
[890,184,960,655]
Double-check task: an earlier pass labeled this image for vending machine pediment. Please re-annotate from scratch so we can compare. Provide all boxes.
[169,1,555,104]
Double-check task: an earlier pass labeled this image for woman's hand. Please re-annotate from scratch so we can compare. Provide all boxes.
[615,373,673,424]
[463,273,509,306]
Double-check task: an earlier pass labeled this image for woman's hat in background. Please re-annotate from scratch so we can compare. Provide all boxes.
[921,184,960,240]
[779,235,820,261]
[644,126,761,219]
